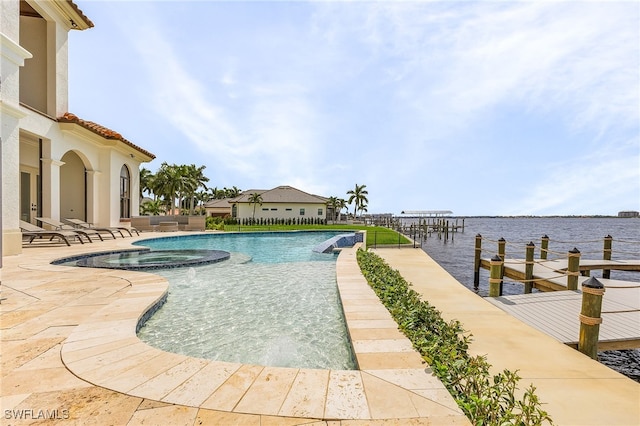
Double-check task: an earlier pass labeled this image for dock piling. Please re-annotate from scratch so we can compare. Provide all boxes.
[498,238,506,294]
[567,248,581,291]
[540,235,549,260]
[578,277,605,359]
[525,242,535,294]
[473,234,482,289]
[603,235,612,279]
[489,255,503,297]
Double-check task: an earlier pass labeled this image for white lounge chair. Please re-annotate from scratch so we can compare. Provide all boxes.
[20,220,87,246]
[64,218,138,238]
[36,217,104,242]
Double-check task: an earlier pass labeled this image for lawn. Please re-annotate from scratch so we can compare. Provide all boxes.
[219,223,411,246]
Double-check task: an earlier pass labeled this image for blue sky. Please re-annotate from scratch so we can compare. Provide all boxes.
[68,1,639,216]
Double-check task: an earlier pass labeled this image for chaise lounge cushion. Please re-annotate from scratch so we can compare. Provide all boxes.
[20,220,87,246]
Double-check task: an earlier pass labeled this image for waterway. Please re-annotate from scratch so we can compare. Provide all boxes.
[400,216,640,382]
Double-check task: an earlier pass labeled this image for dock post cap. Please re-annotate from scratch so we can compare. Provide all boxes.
[569,247,581,254]
[498,237,506,242]
[582,276,604,289]
[476,233,482,237]
[491,255,503,262]
[527,241,535,246]
[542,234,549,238]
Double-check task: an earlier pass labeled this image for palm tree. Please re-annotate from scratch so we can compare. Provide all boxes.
[326,196,339,221]
[194,190,209,214]
[181,164,209,215]
[209,187,225,200]
[225,186,242,198]
[139,167,154,200]
[248,192,263,223]
[151,163,211,215]
[347,183,368,219]
[153,162,185,215]
[140,199,164,215]
[336,198,347,222]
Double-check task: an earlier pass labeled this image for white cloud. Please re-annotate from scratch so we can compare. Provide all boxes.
[314,2,638,137]
[506,142,640,215]
[121,13,326,188]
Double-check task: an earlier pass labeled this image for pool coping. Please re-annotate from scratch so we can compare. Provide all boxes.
[38,236,469,422]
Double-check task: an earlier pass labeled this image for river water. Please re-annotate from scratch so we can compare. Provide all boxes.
[398,216,640,382]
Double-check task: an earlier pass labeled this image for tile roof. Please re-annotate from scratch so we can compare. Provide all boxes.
[58,112,155,160]
[203,198,233,208]
[233,186,327,204]
[66,1,94,29]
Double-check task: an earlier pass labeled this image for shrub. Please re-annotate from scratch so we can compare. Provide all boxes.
[356,249,553,425]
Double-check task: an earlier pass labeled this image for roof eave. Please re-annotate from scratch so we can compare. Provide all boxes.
[58,113,156,161]
[56,0,94,30]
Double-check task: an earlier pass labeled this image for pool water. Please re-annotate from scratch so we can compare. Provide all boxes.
[135,232,357,370]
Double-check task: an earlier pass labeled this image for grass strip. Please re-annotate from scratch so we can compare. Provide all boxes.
[215,223,411,246]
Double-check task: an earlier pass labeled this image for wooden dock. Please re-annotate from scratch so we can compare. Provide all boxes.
[480,257,640,292]
[480,257,640,350]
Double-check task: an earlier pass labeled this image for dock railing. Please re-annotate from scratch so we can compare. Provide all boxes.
[474,234,640,293]
[391,217,465,248]
[477,235,639,357]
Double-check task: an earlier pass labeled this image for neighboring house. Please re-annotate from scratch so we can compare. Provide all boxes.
[230,186,328,222]
[203,198,233,218]
[618,211,639,218]
[1,0,155,256]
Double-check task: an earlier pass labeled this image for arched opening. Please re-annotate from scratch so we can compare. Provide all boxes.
[120,164,131,219]
[60,151,86,220]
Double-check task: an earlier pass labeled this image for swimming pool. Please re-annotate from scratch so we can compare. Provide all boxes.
[135,232,357,370]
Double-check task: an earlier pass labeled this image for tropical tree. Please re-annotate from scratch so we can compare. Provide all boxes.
[205,186,243,200]
[225,186,242,198]
[140,199,164,215]
[194,190,210,214]
[153,162,188,215]
[327,196,339,221]
[150,163,211,215]
[248,192,263,223]
[347,183,368,218]
[209,187,224,200]
[336,198,347,221]
[139,167,154,200]
[181,164,209,215]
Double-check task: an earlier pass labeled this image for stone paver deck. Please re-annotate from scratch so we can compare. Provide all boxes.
[1,233,467,425]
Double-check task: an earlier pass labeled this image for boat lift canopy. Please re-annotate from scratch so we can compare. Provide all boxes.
[400,210,453,217]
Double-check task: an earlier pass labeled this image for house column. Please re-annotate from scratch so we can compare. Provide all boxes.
[0,109,25,256]
[40,158,64,220]
[85,169,100,223]
[1,22,33,255]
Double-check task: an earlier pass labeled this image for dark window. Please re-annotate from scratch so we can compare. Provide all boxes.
[300,208,305,216]
[318,208,323,216]
[119,165,130,219]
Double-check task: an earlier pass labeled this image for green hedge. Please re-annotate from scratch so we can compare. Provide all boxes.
[356,249,553,425]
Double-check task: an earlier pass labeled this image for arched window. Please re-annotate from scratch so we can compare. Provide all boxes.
[120,165,131,219]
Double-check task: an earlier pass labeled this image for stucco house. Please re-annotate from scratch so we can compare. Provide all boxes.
[1,0,155,256]
[229,186,328,222]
